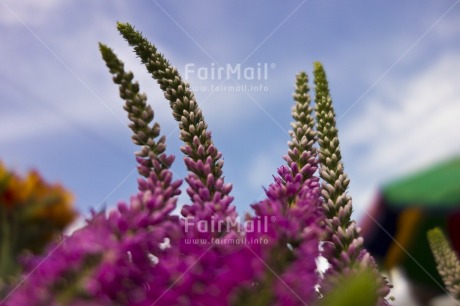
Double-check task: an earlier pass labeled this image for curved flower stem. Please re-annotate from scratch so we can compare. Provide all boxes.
[99,43,181,209]
[100,44,171,176]
[117,23,234,219]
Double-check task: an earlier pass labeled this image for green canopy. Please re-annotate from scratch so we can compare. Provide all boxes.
[382,157,460,210]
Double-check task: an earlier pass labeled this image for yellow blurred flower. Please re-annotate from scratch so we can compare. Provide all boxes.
[0,162,76,255]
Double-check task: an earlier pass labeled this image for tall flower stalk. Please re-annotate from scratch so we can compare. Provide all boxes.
[313,62,391,303]
[233,71,322,305]
[428,227,460,300]
[285,72,317,182]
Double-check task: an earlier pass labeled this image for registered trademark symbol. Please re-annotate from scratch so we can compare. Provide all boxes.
[270,216,276,222]
[270,63,276,69]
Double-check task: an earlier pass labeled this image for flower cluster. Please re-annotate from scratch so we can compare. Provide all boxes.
[0,22,390,305]
[427,228,460,300]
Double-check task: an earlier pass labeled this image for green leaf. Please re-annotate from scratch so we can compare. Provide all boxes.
[317,270,378,306]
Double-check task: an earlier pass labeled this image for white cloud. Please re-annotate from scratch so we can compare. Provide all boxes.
[0,0,62,25]
[0,4,180,147]
[346,53,460,175]
[0,102,119,144]
[342,52,460,218]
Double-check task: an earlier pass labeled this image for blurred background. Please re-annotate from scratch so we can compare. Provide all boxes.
[1,1,460,305]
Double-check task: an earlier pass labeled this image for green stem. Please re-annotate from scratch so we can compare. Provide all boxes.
[0,210,16,280]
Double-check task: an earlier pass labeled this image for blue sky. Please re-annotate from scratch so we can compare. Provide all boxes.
[1,1,460,224]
